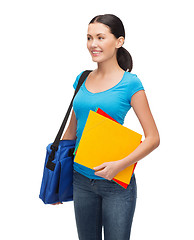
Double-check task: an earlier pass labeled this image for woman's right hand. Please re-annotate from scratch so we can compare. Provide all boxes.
[51,202,63,205]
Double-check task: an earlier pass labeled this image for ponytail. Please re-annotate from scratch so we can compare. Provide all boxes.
[117,47,133,72]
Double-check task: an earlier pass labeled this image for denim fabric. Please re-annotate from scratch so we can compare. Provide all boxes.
[73,170,137,240]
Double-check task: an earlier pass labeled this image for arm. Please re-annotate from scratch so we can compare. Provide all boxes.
[61,108,77,140]
[94,90,160,180]
[117,90,160,171]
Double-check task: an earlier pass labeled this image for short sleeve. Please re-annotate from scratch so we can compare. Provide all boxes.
[73,71,85,90]
[128,74,144,104]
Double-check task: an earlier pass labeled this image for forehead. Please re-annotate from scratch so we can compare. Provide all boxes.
[87,22,111,35]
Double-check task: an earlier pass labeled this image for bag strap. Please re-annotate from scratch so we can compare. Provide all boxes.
[52,70,92,149]
[46,70,92,170]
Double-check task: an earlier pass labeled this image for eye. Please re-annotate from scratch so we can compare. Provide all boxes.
[87,37,91,40]
[98,37,104,40]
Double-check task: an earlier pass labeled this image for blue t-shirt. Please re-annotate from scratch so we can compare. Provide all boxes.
[72,70,144,180]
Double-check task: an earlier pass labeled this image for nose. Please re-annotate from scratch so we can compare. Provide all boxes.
[91,39,98,48]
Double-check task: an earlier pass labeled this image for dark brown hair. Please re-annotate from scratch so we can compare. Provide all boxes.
[89,14,133,72]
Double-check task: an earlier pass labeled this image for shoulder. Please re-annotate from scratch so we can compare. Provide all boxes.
[125,72,143,85]
[76,70,85,81]
[125,72,144,90]
[73,70,85,90]
[124,72,145,103]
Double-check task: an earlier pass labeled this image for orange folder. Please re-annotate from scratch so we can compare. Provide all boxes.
[73,108,131,188]
[95,108,136,189]
[74,110,142,185]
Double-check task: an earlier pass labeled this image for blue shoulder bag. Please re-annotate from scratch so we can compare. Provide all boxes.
[39,70,92,204]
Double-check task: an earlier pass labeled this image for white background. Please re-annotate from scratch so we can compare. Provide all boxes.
[0,0,193,239]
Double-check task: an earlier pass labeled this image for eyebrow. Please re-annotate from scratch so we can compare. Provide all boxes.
[87,33,106,36]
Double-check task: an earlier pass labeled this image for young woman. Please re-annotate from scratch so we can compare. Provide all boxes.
[54,14,160,240]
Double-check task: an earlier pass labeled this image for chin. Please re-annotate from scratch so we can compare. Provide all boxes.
[91,56,106,63]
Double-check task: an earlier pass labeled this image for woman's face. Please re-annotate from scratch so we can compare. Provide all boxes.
[87,22,121,63]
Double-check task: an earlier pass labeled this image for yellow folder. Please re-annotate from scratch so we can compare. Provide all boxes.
[74,110,142,184]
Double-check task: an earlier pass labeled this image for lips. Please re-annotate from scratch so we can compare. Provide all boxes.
[92,50,102,53]
[91,50,102,56]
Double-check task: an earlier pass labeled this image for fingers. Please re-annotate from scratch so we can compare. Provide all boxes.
[93,163,106,171]
[94,167,106,178]
[51,202,63,205]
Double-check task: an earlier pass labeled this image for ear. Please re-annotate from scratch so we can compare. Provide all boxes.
[115,36,125,49]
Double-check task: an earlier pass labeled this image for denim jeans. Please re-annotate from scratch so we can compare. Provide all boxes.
[73,170,137,240]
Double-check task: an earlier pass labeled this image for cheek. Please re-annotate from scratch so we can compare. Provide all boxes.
[87,42,91,50]
[103,39,116,50]
[103,42,116,56]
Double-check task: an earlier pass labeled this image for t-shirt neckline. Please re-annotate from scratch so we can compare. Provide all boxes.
[83,71,126,95]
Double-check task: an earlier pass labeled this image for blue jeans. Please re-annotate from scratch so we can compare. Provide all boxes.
[73,170,137,240]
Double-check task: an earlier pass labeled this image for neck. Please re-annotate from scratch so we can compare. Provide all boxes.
[96,54,123,76]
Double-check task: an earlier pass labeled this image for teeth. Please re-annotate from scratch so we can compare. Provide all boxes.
[92,51,101,54]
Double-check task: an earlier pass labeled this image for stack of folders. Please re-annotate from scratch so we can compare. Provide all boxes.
[73,108,142,189]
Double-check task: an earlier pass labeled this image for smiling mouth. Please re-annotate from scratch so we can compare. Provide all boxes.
[91,51,102,56]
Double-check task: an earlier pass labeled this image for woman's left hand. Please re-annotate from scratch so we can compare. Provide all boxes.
[93,160,123,180]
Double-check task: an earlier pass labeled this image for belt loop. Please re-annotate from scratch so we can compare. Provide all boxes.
[90,179,96,185]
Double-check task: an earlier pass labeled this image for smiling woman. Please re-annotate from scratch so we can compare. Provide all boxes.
[59,13,159,240]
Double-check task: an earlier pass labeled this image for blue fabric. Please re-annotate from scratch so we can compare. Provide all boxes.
[39,140,76,204]
[73,170,137,239]
[72,70,144,180]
